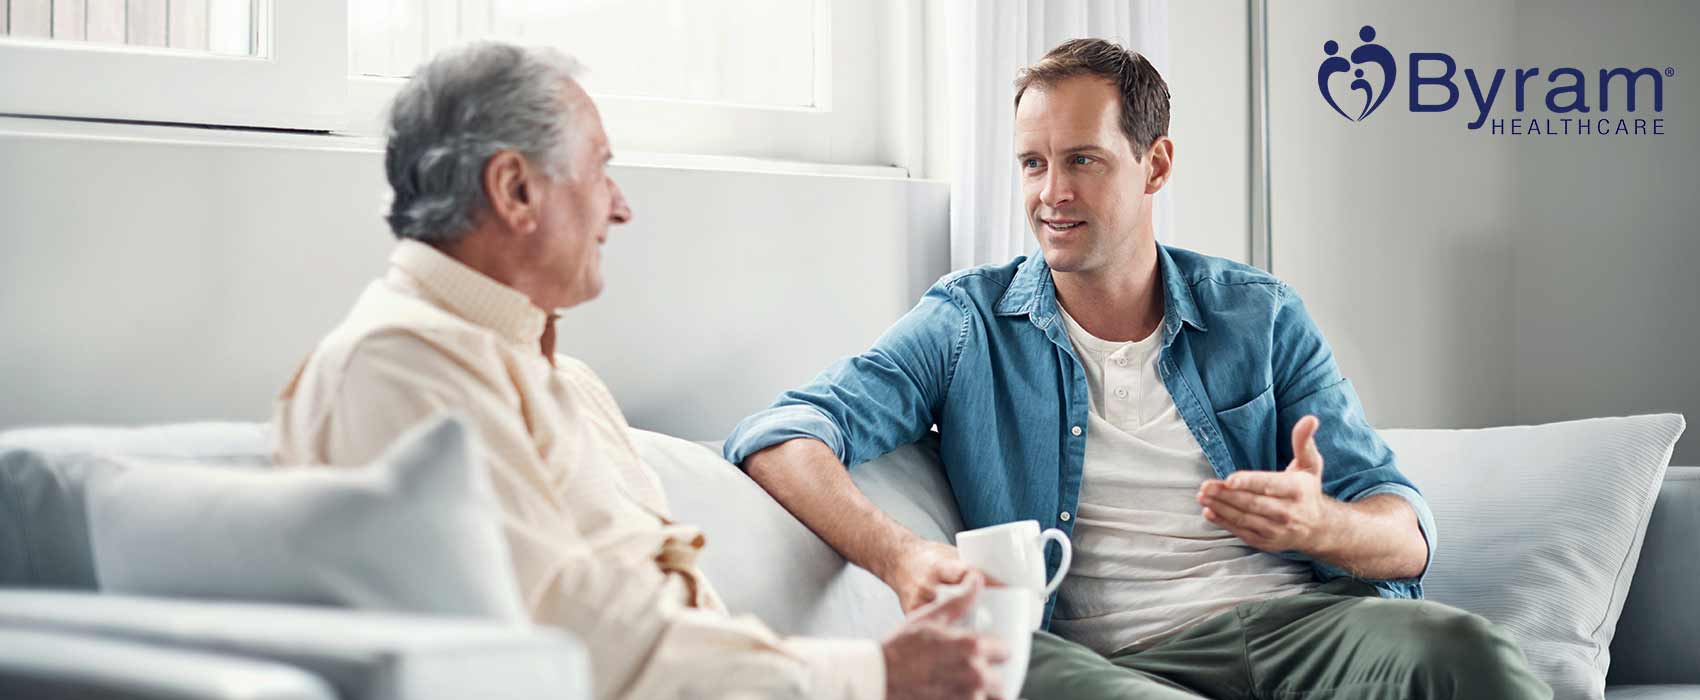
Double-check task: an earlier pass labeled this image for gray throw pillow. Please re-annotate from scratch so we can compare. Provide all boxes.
[642,430,963,640]
[87,413,526,621]
[0,449,127,589]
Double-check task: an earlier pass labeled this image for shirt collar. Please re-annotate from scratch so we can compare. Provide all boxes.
[993,243,1207,335]
[388,239,551,347]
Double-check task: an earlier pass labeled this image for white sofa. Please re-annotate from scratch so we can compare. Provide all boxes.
[0,417,1692,700]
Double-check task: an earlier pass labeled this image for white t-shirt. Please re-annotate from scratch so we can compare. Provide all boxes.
[1050,304,1317,656]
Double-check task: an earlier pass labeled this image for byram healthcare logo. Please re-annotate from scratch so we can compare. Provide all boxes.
[1319,25,1398,122]
[1317,24,1673,136]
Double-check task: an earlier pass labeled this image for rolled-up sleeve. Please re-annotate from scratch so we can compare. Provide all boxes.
[724,280,970,469]
[1270,285,1437,597]
[1345,482,1437,579]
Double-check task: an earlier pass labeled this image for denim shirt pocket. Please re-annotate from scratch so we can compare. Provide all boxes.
[1213,385,1277,471]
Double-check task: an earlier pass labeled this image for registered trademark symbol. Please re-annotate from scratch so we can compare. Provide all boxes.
[1667,67,1676,77]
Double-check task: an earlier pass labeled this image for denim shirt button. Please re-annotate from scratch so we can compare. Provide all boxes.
[1070,425,1082,437]
[1060,511,1072,522]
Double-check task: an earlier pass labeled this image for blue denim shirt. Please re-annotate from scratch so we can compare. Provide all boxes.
[725,244,1436,629]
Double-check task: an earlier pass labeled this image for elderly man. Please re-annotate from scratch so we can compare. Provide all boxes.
[725,39,1551,699]
[274,42,1007,700]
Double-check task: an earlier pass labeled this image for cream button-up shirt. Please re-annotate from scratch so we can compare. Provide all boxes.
[274,240,883,700]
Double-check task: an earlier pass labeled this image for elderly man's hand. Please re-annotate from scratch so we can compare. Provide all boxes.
[1195,415,1344,555]
[882,575,1009,700]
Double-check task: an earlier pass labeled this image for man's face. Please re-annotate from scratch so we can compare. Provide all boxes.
[1015,75,1151,275]
[533,80,632,309]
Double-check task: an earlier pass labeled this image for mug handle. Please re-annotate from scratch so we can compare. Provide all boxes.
[1038,528,1073,597]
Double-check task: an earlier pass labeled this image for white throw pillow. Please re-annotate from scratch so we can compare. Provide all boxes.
[1383,413,1686,700]
[636,430,964,640]
[634,429,902,640]
[87,413,526,622]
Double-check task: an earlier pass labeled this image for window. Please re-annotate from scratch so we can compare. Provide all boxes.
[350,0,817,108]
[0,0,259,56]
[1,0,921,170]
[0,0,343,129]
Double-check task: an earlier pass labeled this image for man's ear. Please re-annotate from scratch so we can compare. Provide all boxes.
[482,150,538,235]
[1144,136,1175,195]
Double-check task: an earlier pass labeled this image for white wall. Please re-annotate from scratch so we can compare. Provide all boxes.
[1267,1,1698,462]
[0,4,1252,442]
[561,168,948,439]
[0,119,948,441]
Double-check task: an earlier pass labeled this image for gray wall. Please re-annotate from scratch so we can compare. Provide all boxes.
[1169,0,1252,264]
[1269,0,1520,431]
[1507,0,1700,464]
[1268,0,1697,462]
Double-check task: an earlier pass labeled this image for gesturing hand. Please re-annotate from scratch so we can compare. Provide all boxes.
[1196,414,1343,555]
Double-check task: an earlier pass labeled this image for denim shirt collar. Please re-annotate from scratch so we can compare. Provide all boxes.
[993,243,1209,345]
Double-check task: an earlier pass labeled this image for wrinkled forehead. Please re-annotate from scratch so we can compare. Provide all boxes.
[558,79,609,152]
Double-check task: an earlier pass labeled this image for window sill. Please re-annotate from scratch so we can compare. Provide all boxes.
[0,115,913,181]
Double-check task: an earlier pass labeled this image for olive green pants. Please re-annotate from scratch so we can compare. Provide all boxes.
[1022,579,1550,700]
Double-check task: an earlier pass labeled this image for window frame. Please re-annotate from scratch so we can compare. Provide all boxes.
[0,1,346,131]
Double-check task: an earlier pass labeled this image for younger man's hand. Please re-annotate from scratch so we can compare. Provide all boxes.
[885,540,975,613]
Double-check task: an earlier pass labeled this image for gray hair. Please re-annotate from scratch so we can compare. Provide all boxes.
[383,42,583,243]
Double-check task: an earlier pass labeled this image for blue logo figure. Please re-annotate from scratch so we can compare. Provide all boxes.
[1318,25,1398,122]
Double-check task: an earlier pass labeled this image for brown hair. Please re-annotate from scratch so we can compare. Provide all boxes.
[1013,38,1170,160]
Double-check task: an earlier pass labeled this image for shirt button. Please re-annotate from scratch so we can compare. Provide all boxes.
[1060,511,1071,522]
[1115,357,1128,367]
[1070,425,1083,436]
[1113,387,1128,399]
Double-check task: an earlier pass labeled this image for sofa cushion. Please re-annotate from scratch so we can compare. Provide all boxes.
[0,627,337,700]
[1382,414,1686,700]
[87,413,526,621]
[1606,466,1700,687]
[635,429,961,640]
[0,591,588,700]
[1602,687,1700,700]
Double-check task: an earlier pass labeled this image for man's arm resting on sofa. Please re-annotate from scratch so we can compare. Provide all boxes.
[744,437,976,613]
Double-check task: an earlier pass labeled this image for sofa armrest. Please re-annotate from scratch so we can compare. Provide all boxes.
[1608,467,1700,687]
[0,627,336,700]
[0,591,590,700]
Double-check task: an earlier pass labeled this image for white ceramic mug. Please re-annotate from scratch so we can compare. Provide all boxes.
[955,586,1032,700]
[955,520,1072,630]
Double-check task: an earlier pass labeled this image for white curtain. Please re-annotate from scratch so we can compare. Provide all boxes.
[947,0,1172,269]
